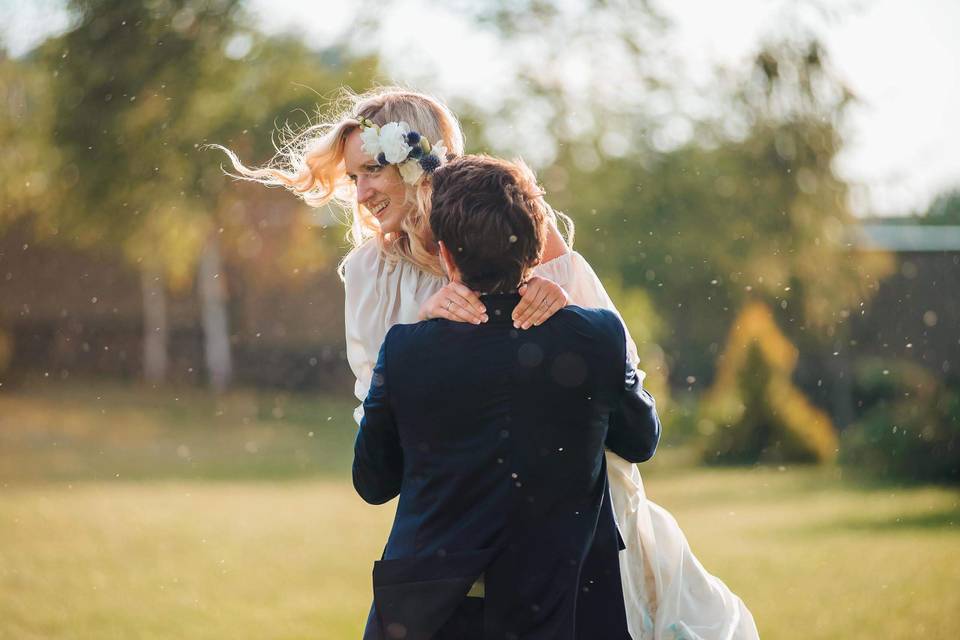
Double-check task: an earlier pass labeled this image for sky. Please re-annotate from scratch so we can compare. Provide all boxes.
[655,0,960,217]
[3,0,959,217]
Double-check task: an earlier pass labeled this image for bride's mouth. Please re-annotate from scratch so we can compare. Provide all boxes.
[369,200,389,218]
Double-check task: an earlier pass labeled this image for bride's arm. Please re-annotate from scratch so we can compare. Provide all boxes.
[535,250,643,374]
[512,219,572,328]
[541,217,571,263]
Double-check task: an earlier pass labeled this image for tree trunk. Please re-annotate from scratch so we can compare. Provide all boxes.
[198,233,232,393]
[140,266,168,385]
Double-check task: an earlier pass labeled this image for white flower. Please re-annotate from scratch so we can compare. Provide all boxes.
[398,160,425,184]
[379,121,412,164]
[431,141,449,165]
[359,125,382,159]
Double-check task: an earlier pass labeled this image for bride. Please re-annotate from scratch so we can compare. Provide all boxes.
[216,87,758,640]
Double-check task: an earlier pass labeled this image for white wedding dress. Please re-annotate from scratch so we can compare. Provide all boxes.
[343,240,759,640]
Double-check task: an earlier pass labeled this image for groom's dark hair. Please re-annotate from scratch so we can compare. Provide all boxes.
[429,155,546,293]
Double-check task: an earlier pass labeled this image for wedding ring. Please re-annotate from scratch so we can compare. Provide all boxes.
[446,299,453,311]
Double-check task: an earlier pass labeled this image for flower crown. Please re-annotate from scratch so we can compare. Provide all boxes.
[356,115,448,185]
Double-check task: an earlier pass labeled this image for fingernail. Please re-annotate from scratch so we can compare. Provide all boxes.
[482,315,489,322]
[513,321,520,328]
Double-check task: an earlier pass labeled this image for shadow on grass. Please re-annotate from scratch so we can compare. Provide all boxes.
[825,509,960,532]
[788,504,960,537]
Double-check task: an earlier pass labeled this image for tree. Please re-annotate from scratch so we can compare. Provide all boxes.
[41,0,246,388]
[0,50,60,231]
[555,38,895,395]
[351,0,671,167]
[39,0,377,390]
[0,50,64,380]
[699,301,838,464]
[922,188,960,225]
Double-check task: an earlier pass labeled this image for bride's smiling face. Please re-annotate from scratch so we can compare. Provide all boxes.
[344,129,414,235]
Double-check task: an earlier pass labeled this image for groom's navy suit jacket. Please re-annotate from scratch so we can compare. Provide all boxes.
[353,293,661,640]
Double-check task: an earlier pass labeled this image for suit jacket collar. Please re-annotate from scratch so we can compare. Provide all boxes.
[479,293,521,325]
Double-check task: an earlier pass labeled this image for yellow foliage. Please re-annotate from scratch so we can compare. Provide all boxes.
[124,206,211,291]
[708,302,797,397]
[765,377,837,462]
[701,300,838,463]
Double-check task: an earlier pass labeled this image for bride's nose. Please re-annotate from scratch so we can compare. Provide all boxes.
[355,175,375,205]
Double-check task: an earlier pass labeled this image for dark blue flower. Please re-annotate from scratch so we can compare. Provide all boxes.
[408,145,424,160]
[405,131,421,145]
[419,154,441,172]
[377,152,388,166]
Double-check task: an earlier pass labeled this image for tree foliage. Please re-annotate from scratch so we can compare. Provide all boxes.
[10,0,379,388]
[840,358,960,483]
[922,188,960,225]
[700,301,838,464]
[548,38,895,381]
[40,0,376,286]
[0,51,60,229]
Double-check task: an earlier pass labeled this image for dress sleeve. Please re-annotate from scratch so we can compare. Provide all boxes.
[342,240,447,425]
[343,242,380,426]
[534,251,645,383]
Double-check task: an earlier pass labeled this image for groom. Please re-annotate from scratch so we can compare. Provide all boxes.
[353,155,661,640]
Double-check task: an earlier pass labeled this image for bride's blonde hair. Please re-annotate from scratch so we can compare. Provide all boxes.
[213,86,573,277]
[212,87,461,276]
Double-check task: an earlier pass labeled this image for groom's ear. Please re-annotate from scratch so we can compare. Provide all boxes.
[438,241,461,282]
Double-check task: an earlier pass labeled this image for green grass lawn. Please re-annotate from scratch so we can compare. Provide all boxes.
[1,382,958,639]
[0,382,359,482]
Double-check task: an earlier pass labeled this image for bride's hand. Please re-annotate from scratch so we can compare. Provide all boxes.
[420,282,488,324]
[513,276,570,329]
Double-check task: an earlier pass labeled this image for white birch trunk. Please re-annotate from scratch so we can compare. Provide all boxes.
[140,266,168,385]
[198,234,232,392]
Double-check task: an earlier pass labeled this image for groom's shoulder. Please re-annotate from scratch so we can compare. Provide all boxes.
[555,305,625,338]
[381,318,444,351]
[548,305,626,357]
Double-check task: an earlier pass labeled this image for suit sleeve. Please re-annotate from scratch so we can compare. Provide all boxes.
[605,317,661,463]
[352,337,404,505]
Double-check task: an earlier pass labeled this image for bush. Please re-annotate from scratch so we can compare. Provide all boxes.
[699,302,838,464]
[840,358,960,483]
